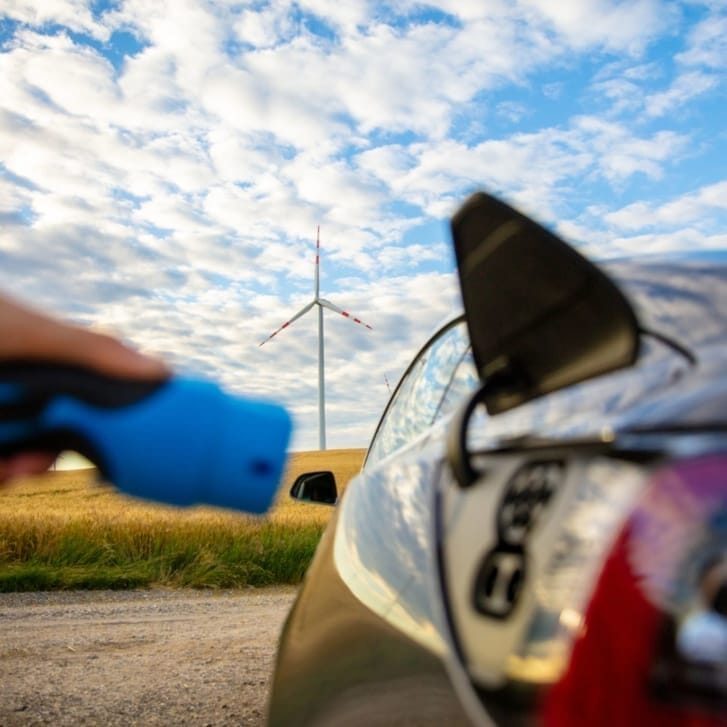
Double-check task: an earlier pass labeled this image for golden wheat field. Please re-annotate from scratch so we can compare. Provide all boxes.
[0,447,365,519]
[0,449,365,591]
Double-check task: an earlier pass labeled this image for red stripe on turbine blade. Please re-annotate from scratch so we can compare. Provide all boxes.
[259,322,288,346]
[338,310,373,329]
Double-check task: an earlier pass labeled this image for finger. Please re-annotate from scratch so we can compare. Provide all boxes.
[64,329,172,381]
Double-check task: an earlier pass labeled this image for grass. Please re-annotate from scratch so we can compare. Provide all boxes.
[0,448,365,592]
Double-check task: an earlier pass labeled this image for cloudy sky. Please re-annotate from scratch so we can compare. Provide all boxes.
[0,1,725,452]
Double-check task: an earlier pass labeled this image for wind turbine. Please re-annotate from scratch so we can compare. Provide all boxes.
[259,227,373,450]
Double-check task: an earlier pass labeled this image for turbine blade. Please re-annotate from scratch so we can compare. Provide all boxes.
[259,301,315,346]
[319,298,373,330]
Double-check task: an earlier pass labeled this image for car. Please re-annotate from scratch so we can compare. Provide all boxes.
[267,191,727,726]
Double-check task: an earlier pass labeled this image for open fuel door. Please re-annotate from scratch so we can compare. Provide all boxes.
[451,192,640,415]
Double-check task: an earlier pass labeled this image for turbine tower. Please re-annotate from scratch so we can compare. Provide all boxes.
[259,227,373,450]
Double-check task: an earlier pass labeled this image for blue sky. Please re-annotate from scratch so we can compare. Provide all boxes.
[0,1,725,451]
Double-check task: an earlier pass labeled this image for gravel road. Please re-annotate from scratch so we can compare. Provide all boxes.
[0,587,298,726]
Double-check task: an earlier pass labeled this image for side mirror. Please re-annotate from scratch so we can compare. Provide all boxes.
[290,471,338,505]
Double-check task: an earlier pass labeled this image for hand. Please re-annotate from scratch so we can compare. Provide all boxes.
[0,293,170,482]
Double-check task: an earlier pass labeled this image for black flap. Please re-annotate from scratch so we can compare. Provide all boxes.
[451,192,640,414]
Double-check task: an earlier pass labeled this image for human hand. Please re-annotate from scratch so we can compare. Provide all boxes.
[0,293,170,482]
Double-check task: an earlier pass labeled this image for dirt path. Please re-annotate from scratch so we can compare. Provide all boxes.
[0,587,298,726]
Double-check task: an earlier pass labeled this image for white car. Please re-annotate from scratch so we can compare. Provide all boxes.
[270,192,727,727]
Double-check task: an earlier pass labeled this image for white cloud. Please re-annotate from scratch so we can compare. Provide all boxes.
[233,4,297,48]
[677,12,727,68]
[644,70,720,117]
[375,241,451,269]
[20,33,119,117]
[2,0,110,40]
[558,179,727,259]
[283,153,385,228]
[356,118,689,226]
[604,180,727,231]
[572,117,688,181]
[591,76,645,115]
[297,0,373,35]
[0,0,724,450]
[496,101,529,124]
[602,201,654,231]
[607,228,727,256]
[519,0,674,53]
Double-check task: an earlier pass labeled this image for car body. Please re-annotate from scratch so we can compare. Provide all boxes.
[267,192,727,726]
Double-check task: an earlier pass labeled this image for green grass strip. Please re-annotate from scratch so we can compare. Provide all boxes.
[0,518,326,592]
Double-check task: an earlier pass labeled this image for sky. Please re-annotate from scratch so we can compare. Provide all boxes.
[0,1,725,452]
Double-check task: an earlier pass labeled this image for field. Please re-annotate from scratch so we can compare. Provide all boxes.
[0,448,365,592]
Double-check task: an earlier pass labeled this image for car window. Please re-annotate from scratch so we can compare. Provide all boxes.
[435,343,480,421]
[366,319,478,467]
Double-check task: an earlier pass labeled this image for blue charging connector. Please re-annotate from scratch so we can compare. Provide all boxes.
[0,365,292,515]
